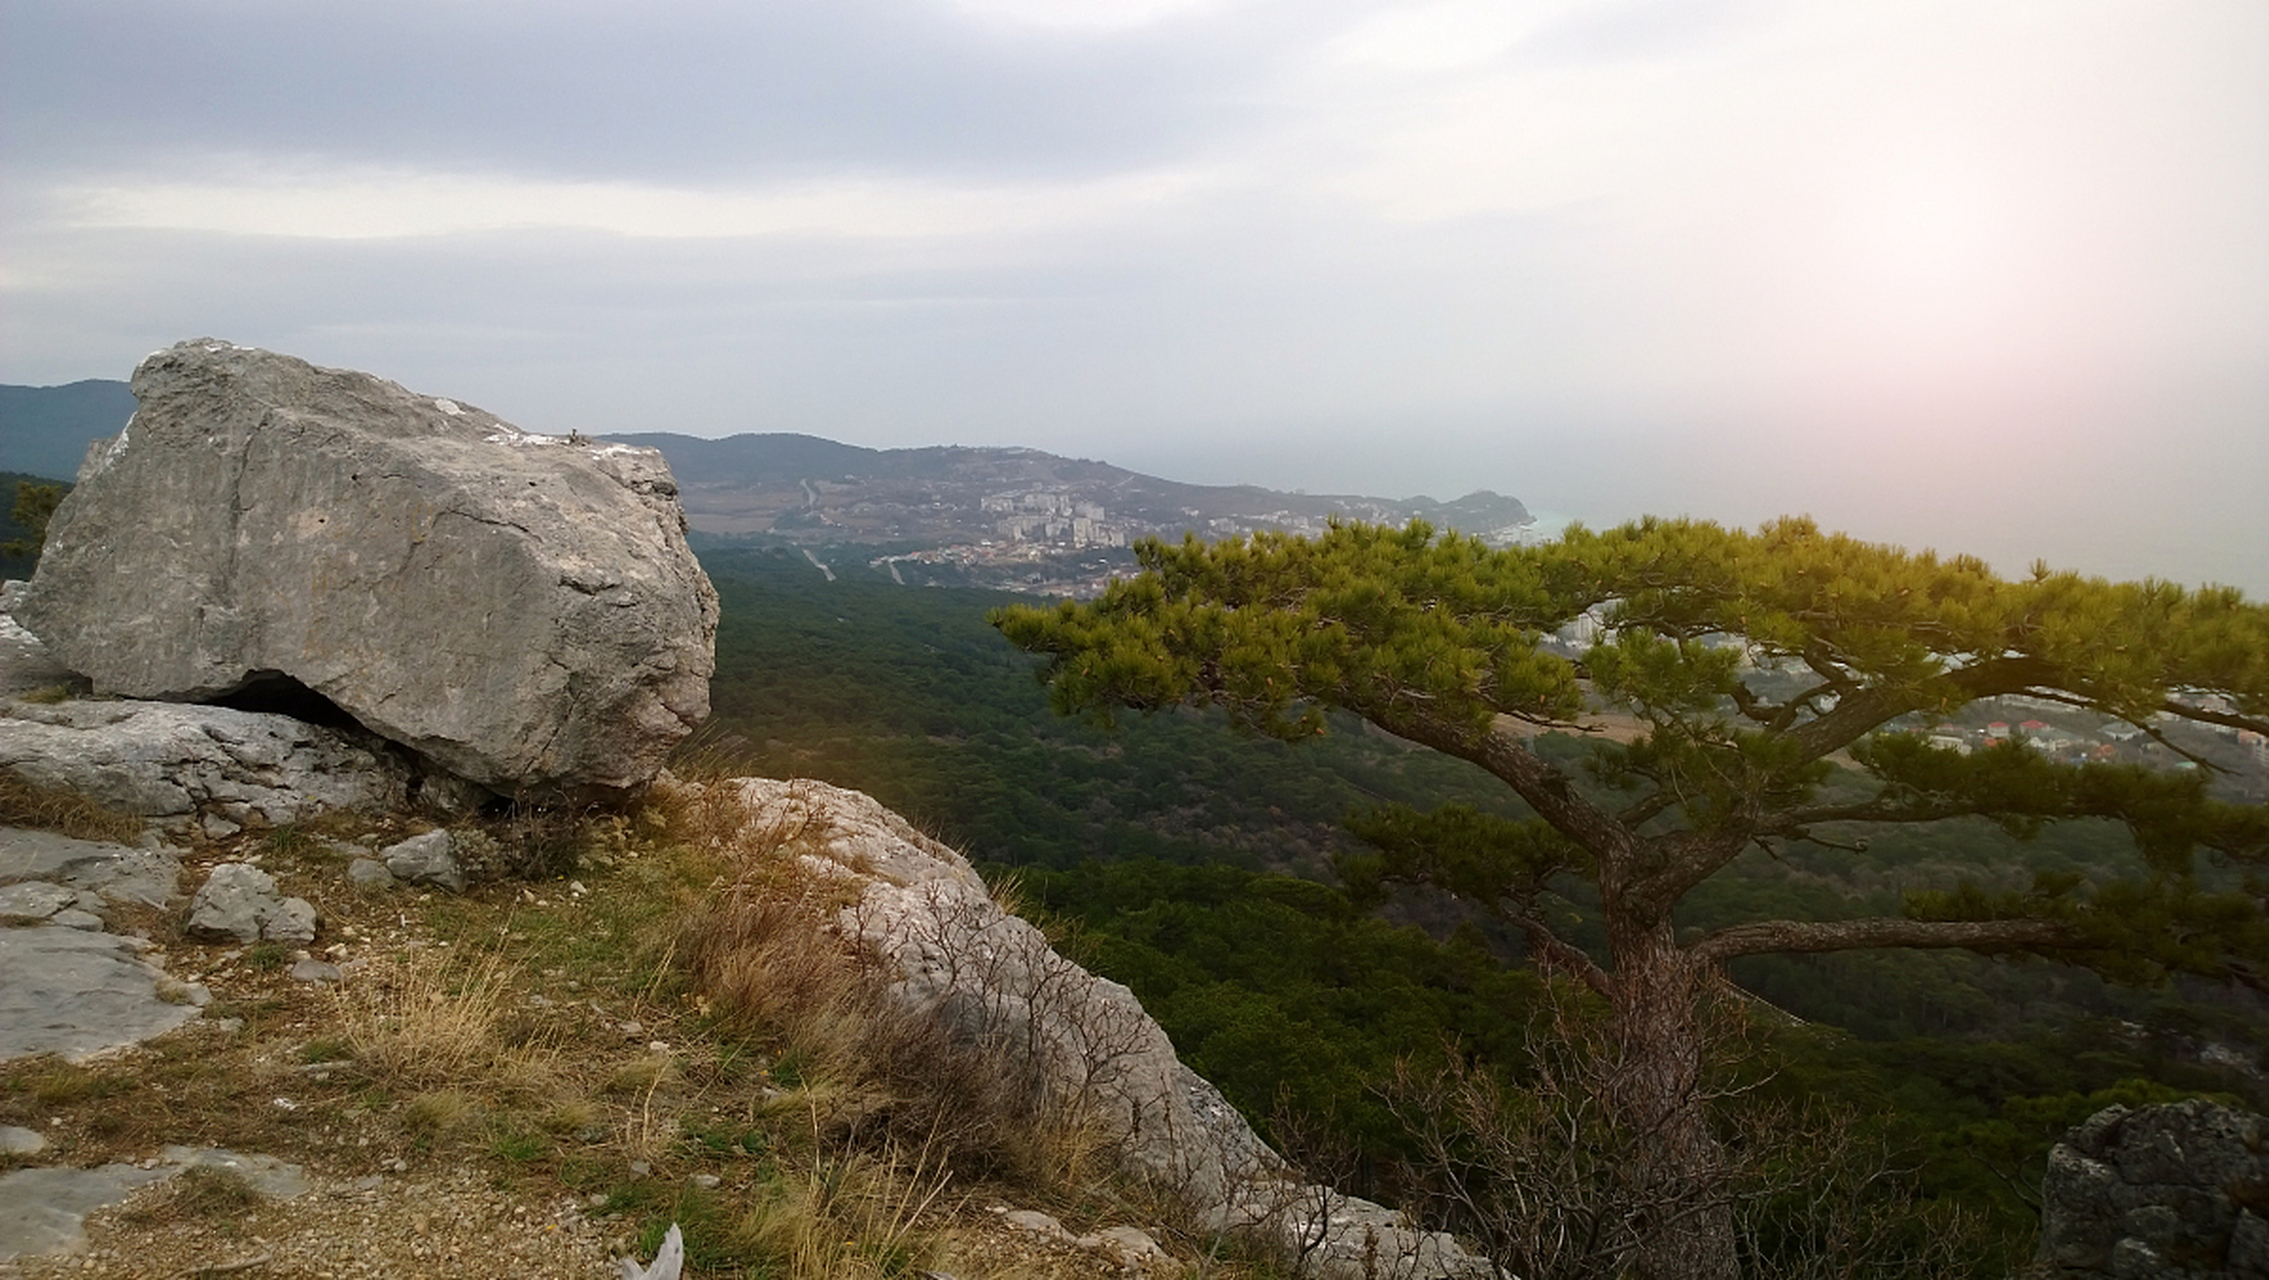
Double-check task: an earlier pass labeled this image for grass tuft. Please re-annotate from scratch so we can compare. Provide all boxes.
[343,952,561,1099]
[122,1166,264,1226]
[0,770,143,843]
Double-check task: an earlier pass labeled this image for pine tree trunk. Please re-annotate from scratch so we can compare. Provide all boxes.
[1608,926,1740,1280]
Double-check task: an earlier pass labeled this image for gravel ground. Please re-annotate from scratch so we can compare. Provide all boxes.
[0,1161,631,1279]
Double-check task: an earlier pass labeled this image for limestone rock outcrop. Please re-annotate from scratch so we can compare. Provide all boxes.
[0,698,434,825]
[698,776,1503,1280]
[18,339,718,800]
[720,777,1225,1191]
[2036,1100,2269,1278]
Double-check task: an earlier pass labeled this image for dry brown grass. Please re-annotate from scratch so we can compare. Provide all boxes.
[342,950,559,1097]
[120,1165,264,1226]
[0,768,144,842]
[0,767,1235,1280]
[672,788,1131,1211]
[734,1135,962,1279]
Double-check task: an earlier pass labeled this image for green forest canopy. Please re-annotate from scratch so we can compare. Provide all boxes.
[988,516,2269,1275]
[694,533,2267,1264]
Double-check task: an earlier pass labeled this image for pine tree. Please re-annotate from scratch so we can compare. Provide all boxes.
[993,515,2269,1280]
[2,481,65,563]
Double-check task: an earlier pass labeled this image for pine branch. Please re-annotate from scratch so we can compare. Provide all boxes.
[1689,916,2072,964]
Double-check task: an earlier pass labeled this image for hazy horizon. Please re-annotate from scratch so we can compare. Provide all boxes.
[5,2,2264,593]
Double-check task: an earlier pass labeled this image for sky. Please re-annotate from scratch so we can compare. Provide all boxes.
[4,0,2266,593]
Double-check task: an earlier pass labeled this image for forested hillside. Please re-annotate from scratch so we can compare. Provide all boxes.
[701,544,1532,874]
[0,379,133,483]
[695,543,2267,1260]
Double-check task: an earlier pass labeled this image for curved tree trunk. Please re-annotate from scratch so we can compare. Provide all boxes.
[1608,926,1739,1280]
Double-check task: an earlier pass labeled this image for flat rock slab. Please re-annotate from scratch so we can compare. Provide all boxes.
[0,827,180,908]
[158,1144,313,1199]
[0,699,420,824]
[0,1162,171,1260]
[0,1146,309,1260]
[0,925,201,1063]
[0,880,77,924]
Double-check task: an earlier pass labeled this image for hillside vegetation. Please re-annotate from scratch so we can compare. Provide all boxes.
[697,542,2269,1263]
[0,774,1291,1279]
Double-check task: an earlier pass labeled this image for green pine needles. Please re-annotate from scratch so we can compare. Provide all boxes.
[993,514,2269,1280]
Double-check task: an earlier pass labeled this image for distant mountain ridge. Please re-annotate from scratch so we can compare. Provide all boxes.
[614,430,1534,549]
[0,379,1533,551]
[1,380,136,481]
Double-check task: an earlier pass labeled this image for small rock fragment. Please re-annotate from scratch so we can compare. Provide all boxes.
[999,1209,1074,1243]
[185,863,317,943]
[1078,1225,1170,1268]
[347,858,396,890]
[290,958,343,984]
[381,831,465,893]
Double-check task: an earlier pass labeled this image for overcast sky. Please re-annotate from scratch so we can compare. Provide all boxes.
[5,0,2265,591]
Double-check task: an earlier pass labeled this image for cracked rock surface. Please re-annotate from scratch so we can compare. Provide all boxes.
[0,699,426,825]
[2036,1099,2269,1278]
[0,827,206,1064]
[0,924,202,1063]
[16,338,718,800]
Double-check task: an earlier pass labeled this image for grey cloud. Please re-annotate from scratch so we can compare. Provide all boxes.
[4,1,2264,596]
[1,0,1274,182]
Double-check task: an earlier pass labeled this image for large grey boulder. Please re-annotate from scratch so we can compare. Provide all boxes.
[695,776,1502,1280]
[0,698,429,824]
[2036,1100,2269,1278]
[18,339,718,800]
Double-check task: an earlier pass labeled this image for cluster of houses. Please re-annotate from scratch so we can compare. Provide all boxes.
[980,491,1125,548]
[1909,691,2269,774]
[1918,718,2125,764]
